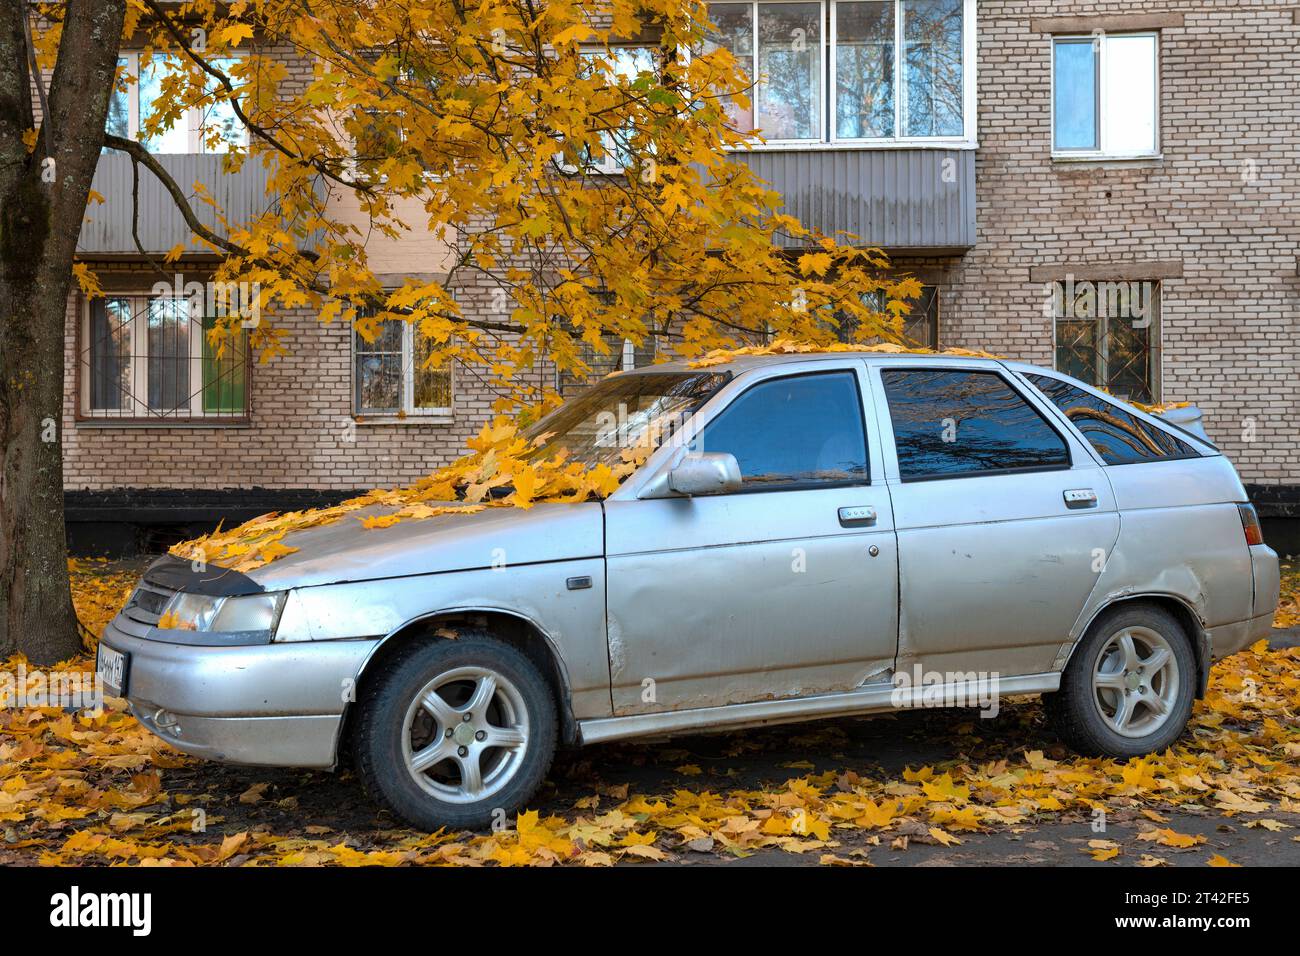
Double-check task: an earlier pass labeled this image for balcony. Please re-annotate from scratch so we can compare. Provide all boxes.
[77,147,976,258]
[77,152,272,257]
[734,148,976,253]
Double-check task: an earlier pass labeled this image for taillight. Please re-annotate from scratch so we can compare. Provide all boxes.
[1237,503,1264,546]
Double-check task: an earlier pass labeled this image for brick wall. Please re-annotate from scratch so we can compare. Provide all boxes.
[62,2,1300,493]
[62,262,554,492]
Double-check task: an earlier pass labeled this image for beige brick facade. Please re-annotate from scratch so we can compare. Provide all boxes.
[62,2,1300,500]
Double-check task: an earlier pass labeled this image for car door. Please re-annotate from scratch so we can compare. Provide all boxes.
[603,362,899,715]
[870,361,1120,680]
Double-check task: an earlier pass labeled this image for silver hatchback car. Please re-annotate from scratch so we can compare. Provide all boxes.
[98,353,1280,829]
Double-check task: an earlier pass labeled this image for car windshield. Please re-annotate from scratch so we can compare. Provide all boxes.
[524,370,731,469]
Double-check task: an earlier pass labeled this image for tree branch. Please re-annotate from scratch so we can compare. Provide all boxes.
[140,0,376,194]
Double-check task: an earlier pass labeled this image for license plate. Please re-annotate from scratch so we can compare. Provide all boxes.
[97,644,128,697]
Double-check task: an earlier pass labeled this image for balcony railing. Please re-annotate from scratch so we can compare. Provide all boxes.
[77,152,273,256]
[734,147,976,252]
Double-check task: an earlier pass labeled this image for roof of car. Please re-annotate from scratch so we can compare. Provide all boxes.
[626,350,1009,376]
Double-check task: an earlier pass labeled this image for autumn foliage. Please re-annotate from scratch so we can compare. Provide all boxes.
[38,0,928,401]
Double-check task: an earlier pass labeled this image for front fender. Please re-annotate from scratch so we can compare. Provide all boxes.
[274,559,611,720]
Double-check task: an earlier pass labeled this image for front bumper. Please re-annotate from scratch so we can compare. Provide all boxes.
[99,616,379,768]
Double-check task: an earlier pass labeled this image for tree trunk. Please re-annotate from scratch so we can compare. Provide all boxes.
[0,0,127,663]
[0,218,80,663]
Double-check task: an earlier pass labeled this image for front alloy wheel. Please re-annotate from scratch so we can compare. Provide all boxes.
[402,666,530,805]
[355,631,557,831]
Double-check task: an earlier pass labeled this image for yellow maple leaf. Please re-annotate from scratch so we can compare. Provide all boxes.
[1138,828,1205,849]
[219,23,254,47]
[853,800,897,829]
[928,826,962,847]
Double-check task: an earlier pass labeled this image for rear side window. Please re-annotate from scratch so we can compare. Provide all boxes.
[881,369,1070,480]
[696,371,868,489]
[1026,374,1198,464]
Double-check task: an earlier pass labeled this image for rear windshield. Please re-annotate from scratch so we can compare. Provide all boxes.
[1026,374,1200,465]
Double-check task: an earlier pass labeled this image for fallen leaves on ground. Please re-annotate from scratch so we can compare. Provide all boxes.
[0,571,1296,867]
[1274,562,1299,629]
[67,559,139,647]
[1137,827,1206,849]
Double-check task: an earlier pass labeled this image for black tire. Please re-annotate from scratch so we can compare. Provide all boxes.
[1045,604,1196,758]
[354,630,557,831]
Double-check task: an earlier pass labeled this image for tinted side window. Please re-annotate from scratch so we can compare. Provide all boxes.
[881,369,1071,480]
[696,372,868,489]
[1026,374,1197,464]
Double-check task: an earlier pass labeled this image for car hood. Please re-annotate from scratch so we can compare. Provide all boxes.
[144,501,606,595]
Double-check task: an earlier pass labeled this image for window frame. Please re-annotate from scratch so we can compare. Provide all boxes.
[707,0,978,150]
[1049,279,1163,403]
[351,314,454,421]
[876,364,1075,484]
[618,359,883,501]
[691,367,874,494]
[830,0,976,147]
[749,0,826,147]
[1049,31,1161,161]
[112,51,250,154]
[75,293,252,425]
[576,43,665,175]
[347,56,448,183]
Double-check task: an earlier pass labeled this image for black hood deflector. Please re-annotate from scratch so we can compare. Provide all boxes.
[144,554,266,596]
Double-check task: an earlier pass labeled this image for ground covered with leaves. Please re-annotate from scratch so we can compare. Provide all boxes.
[0,560,1296,867]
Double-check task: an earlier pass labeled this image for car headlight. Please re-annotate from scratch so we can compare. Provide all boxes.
[211,593,284,632]
[159,592,285,634]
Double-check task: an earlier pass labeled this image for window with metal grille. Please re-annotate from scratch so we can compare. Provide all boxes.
[557,333,658,398]
[1052,279,1160,403]
[832,284,940,348]
[353,309,453,417]
[79,294,250,421]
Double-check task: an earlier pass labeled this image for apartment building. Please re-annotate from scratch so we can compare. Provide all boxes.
[64,1,1300,553]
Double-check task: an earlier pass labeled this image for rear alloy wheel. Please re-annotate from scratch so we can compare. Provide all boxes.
[1046,604,1196,759]
[355,631,557,831]
[1090,626,1179,739]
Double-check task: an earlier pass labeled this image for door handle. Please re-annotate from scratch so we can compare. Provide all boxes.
[838,506,877,527]
[1063,489,1098,509]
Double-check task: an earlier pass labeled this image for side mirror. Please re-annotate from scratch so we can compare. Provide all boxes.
[667,452,742,497]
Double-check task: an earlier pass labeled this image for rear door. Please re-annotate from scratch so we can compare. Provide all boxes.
[1023,370,1256,633]
[870,361,1120,679]
[604,361,899,715]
